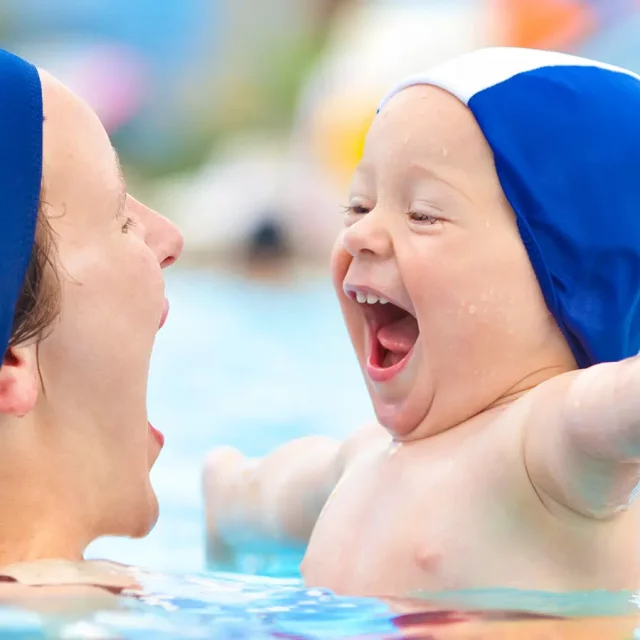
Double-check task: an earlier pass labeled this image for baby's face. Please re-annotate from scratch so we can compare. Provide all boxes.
[331,85,573,439]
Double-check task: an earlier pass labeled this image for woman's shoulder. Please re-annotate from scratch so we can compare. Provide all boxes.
[0,559,140,596]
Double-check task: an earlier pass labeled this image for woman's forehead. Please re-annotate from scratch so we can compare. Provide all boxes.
[40,72,120,206]
[41,71,111,158]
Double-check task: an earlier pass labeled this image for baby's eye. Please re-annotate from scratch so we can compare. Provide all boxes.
[408,211,440,225]
[342,204,371,216]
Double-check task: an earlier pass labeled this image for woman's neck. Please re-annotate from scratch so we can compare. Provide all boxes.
[0,513,86,568]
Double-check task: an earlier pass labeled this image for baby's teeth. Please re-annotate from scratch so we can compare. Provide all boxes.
[354,291,389,305]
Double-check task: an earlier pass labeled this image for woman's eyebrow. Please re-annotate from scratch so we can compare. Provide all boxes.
[113,147,127,215]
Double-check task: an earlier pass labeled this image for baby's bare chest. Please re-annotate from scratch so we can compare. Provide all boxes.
[303,446,516,594]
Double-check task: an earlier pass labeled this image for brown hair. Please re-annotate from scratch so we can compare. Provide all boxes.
[8,199,60,349]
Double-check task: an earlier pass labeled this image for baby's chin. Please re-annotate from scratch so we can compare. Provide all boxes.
[367,382,436,440]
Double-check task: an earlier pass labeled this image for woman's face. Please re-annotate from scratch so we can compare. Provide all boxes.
[32,71,183,541]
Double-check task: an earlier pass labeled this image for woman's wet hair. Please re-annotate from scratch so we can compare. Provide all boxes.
[8,196,60,350]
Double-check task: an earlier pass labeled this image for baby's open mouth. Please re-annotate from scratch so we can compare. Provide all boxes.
[353,291,419,374]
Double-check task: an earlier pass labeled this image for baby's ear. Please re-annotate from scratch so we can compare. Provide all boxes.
[0,345,38,417]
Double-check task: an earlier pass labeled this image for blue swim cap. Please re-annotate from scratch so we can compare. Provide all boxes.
[0,50,43,361]
[378,47,640,368]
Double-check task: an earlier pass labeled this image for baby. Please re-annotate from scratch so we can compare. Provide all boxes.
[204,47,640,597]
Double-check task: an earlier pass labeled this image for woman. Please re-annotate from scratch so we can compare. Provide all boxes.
[0,48,182,594]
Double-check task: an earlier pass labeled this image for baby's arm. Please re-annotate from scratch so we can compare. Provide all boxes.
[526,356,640,518]
[203,426,376,567]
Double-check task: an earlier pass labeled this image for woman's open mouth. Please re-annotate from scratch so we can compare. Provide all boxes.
[159,298,169,330]
[149,422,165,448]
[349,289,420,383]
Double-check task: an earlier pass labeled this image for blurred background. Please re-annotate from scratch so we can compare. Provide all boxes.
[4,0,639,573]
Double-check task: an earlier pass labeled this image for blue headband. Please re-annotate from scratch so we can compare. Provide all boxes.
[378,47,640,368]
[0,50,43,360]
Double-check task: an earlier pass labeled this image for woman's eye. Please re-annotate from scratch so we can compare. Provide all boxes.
[121,217,136,233]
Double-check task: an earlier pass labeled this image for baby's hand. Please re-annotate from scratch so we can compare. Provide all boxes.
[203,446,253,570]
[202,435,349,569]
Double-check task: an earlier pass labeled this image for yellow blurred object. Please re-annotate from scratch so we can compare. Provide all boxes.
[311,92,378,191]
[491,0,596,50]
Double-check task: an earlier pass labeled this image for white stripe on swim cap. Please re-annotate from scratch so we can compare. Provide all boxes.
[377,46,640,111]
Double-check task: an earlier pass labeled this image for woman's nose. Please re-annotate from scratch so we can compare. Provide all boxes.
[155,214,184,268]
[129,196,184,267]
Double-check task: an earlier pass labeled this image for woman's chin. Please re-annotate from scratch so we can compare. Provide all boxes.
[129,489,160,539]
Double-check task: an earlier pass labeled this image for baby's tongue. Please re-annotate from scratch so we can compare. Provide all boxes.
[376,315,419,356]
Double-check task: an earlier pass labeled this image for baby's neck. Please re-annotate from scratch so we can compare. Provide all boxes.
[396,363,576,444]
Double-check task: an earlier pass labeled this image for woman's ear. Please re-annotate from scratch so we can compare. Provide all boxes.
[0,345,38,417]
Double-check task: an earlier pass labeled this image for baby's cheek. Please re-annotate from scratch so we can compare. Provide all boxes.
[330,235,352,289]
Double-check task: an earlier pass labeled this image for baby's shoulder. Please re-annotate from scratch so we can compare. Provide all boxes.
[488,369,583,433]
[340,421,392,465]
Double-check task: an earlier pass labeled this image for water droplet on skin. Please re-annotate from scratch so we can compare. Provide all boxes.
[441,146,448,157]
[387,441,401,457]
[468,305,477,315]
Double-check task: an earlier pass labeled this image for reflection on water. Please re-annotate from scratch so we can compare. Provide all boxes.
[3,570,640,639]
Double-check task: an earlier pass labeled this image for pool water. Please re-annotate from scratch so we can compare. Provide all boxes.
[5,573,640,638]
[6,267,640,637]
[88,266,373,574]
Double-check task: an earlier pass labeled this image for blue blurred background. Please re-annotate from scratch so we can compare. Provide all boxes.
[3,0,639,574]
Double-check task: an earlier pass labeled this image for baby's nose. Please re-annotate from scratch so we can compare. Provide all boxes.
[342,214,392,259]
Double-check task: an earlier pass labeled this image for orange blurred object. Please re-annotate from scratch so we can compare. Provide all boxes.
[491,0,597,51]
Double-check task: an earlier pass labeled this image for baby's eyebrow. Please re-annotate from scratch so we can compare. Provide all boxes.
[354,161,374,174]
[406,161,448,182]
[404,160,471,198]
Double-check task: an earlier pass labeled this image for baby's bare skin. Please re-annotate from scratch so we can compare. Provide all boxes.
[304,390,640,595]
[207,364,640,597]
[204,82,640,597]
